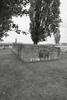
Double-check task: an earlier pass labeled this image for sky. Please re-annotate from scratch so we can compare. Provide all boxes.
[3,0,67,44]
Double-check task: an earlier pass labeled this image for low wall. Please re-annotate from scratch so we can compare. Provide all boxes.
[12,43,60,62]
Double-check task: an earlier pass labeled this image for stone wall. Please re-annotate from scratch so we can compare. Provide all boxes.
[12,43,60,62]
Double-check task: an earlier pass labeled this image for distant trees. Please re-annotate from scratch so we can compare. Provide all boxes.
[29,0,61,44]
[54,28,61,44]
[0,0,61,44]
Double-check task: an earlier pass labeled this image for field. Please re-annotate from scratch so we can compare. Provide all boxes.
[0,48,67,100]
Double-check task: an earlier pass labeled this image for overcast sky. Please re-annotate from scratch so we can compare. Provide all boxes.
[3,0,67,44]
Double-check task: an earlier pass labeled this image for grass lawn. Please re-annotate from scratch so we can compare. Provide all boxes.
[0,48,67,100]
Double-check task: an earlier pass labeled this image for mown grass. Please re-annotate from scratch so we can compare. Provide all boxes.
[0,48,67,100]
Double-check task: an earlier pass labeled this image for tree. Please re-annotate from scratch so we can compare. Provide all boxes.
[0,0,61,44]
[0,0,29,39]
[29,0,61,44]
[54,29,61,44]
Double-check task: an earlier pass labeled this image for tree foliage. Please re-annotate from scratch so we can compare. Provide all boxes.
[29,0,61,44]
[0,0,61,44]
[0,0,29,39]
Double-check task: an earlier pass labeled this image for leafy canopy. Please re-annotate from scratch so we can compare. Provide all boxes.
[0,0,29,39]
[0,0,61,44]
[29,0,61,44]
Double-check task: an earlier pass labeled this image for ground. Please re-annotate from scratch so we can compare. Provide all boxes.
[0,48,67,100]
